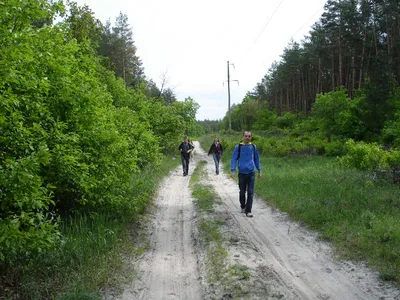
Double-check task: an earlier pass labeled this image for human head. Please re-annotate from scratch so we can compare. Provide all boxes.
[184,135,188,142]
[214,137,219,143]
[243,131,252,144]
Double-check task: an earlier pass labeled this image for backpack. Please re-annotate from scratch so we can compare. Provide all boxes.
[237,143,255,160]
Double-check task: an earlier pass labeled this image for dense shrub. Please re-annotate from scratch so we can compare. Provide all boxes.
[324,140,347,157]
[383,86,400,147]
[340,140,390,170]
[0,0,199,263]
[311,88,365,140]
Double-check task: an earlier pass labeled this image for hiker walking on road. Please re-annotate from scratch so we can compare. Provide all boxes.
[231,131,262,217]
[178,136,193,176]
[208,137,223,175]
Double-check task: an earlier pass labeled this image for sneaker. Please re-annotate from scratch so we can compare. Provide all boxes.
[216,170,219,175]
[246,212,253,218]
[183,173,187,176]
[241,208,245,213]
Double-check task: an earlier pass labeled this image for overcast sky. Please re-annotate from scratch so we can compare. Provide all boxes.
[74,0,327,120]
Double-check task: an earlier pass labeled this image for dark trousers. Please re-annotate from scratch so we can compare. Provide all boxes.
[238,172,255,213]
[181,155,190,174]
[213,154,221,171]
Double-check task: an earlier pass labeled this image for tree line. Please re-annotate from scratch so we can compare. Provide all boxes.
[207,0,400,146]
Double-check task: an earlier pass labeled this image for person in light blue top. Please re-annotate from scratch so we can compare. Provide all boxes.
[231,131,262,217]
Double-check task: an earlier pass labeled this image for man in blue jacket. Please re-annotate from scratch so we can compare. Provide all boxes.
[231,131,262,217]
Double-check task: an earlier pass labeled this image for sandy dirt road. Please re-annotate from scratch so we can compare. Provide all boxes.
[106,155,202,300]
[107,141,399,300]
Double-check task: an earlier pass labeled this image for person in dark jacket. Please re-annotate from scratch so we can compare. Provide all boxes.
[178,136,193,176]
[208,137,223,175]
[230,131,262,217]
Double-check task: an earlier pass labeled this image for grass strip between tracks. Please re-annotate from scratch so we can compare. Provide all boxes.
[190,160,259,298]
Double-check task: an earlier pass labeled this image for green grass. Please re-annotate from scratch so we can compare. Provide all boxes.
[190,161,216,212]
[0,155,181,300]
[190,161,229,285]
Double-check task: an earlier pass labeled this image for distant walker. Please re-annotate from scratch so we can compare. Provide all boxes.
[208,137,223,175]
[178,136,194,176]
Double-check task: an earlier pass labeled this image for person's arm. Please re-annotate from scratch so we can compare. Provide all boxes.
[178,142,182,152]
[208,144,214,156]
[230,145,238,173]
[254,145,262,178]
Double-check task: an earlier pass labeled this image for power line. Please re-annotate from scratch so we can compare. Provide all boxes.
[251,0,285,46]
[290,6,324,40]
[239,2,324,63]
[238,0,285,62]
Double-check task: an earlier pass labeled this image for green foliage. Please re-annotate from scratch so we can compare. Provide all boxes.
[311,88,365,139]
[1,156,181,299]
[0,0,199,267]
[340,140,389,171]
[197,119,221,134]
[210,0,400,149]
[383,85,400,147]
[210,131,327,158]
[324,140,347,157]
[98,12,144,87]
[252,109,277,130]
[275,112,298,129]
[66,1,102,49]
[0,0,67,262]
[340,140,400,180]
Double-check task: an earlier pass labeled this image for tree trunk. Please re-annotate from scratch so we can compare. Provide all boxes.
[338,0,343,86]
[359,26,366,89]
[318,56,322,94]
[331,54,335,91]
[351,51,356,98]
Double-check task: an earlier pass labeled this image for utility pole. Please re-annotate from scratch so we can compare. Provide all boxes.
[226,61,239,130]
[227,61,231,130]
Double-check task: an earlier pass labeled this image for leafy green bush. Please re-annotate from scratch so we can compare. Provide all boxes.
[340,140,389,170]
[252,109,277,130]
[383,86,400,147]
[311,88,365,140]
[0,0,199,264]
[276,112,297,129]
[324,140,347,157]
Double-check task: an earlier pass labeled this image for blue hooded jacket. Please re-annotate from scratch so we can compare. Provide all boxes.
[230,143,261,174]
